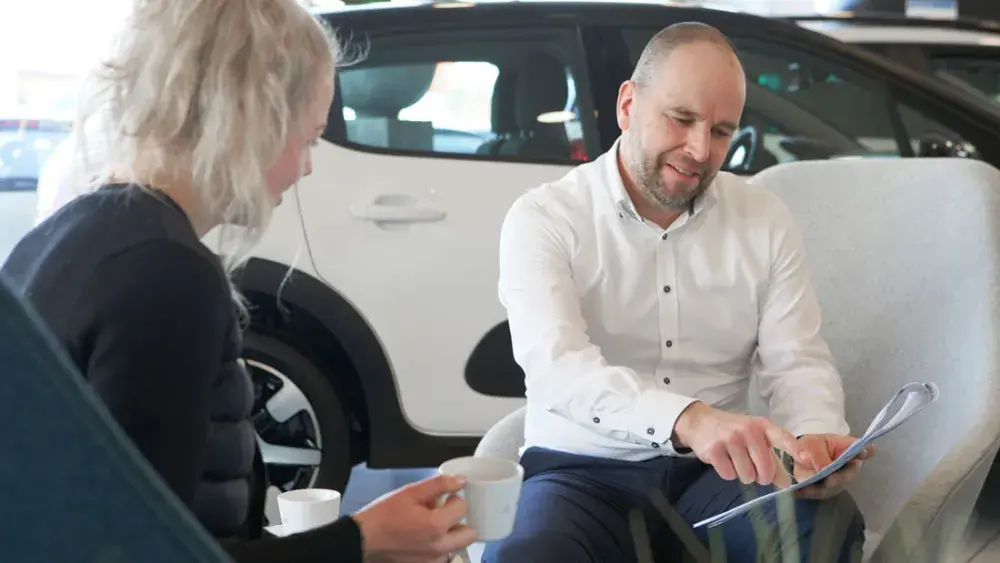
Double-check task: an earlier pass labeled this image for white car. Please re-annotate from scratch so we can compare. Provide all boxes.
[33,0,1000,497]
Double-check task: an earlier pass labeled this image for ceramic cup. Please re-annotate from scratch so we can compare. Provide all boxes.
[438,456,524,542]
[276,488,341,535]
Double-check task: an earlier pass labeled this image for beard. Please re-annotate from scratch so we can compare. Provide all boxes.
[630,144,714,212]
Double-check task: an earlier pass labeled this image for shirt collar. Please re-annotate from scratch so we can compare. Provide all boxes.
[602,137,717,224]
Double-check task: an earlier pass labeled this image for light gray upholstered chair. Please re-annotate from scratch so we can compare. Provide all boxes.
[475,158,1000,563]
[474,405,527,460]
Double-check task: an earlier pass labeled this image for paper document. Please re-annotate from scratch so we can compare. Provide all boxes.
[693,381,940,529]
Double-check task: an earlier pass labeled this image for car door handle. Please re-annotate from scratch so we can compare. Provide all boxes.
[349,195,446,224]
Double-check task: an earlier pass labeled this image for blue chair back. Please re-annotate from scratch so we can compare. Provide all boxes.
[0,275,232,563]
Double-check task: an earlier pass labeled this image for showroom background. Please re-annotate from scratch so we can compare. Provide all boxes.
[2,1,999,562]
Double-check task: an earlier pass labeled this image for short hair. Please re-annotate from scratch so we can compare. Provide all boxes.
[630,22,742,87]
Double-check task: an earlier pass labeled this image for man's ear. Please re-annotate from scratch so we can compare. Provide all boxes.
[616,80,636,132]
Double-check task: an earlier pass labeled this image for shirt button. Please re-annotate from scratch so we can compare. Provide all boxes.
[663,377,671,384]
[652,442,660,449]
[666,340,673,348]
[647,427,655,435]
[593,417,600,424]
[661,233,668,240]
[663,285,671,293]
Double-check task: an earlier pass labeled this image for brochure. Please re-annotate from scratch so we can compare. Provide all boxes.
[693,381,940,529]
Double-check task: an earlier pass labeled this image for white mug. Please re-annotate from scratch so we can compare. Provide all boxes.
[438,456,524,542]
[276,488,341,535]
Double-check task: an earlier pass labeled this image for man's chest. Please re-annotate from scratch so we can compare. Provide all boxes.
[572,221,769,366]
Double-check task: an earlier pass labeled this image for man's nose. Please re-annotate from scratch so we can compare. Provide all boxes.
[684,127,711,163]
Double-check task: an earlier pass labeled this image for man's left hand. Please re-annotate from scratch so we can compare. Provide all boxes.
[790,434,876,500]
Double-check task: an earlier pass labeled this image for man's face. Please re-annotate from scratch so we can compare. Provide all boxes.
[617,42,746,212]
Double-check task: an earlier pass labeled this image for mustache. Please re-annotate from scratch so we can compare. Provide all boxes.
[657,155,707,176]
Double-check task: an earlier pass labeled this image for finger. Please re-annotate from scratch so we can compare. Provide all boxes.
[726,433,758,484]
[743,424,776,485]
[432,494,469,530]
[435,524,478,555]
[827,459,863,490]
[799,437,833,473]
[772,449,795,489]
[761,419,802,462]
[798,459,862,500]
[707,442,738,481]
[408,474,467,503]
[858,444,877,461]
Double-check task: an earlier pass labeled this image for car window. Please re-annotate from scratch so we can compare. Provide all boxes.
[328,27,598,163]
[0,118,72,191]
[620,30,978,171]
[931,56,1000,103]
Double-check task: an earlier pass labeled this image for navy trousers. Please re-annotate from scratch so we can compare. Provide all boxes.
[482,447,865,563]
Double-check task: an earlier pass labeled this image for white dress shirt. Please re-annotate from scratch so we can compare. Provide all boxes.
[498,139,850,461]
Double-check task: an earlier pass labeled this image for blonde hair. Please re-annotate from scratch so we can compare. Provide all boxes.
[73,0,343,303]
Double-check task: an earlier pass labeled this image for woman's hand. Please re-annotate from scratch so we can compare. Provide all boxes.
[353,474,477,563]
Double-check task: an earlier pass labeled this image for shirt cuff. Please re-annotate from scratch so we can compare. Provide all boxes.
[628,388,698,456]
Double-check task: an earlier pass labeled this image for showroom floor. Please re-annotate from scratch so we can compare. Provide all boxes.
[270,462,1000,563]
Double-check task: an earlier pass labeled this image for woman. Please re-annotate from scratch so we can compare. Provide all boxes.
[0,1,475,562]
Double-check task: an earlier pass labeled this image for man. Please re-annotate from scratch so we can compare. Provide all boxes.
[484,22,874,563]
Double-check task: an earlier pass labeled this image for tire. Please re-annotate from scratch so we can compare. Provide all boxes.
[241,331,354,495]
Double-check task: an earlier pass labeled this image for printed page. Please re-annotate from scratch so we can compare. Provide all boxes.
[693,382,939,529]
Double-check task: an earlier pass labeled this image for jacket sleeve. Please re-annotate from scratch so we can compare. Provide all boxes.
[219,516,364,563]
[74,240,232,507]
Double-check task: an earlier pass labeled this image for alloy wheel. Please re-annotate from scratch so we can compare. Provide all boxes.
[246,359,323,493]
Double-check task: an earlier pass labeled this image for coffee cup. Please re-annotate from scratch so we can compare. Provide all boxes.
[438,456,524,542]
[276,488,341,535]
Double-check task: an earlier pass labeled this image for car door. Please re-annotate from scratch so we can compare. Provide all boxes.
[605,24,988,174]
[295,24,603,436]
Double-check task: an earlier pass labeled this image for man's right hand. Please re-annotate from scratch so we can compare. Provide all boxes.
[672,402,804,486]
[353,474,478,562]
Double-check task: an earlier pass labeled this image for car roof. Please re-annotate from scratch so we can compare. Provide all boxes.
[310,0,740,16]
[787,14,1000,46]
[314,1,835,39]
[312,0,1000,127]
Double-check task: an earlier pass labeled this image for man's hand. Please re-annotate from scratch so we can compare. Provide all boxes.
[791,434,876,500]
[673,402,805,486]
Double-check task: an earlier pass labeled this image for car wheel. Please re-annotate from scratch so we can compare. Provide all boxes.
[242,332,354,495]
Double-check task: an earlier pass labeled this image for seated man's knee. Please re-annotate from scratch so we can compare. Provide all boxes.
[719,490,865,563]
[806,491,866,563]
[482,532,590,563]
[480,472,628,563]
